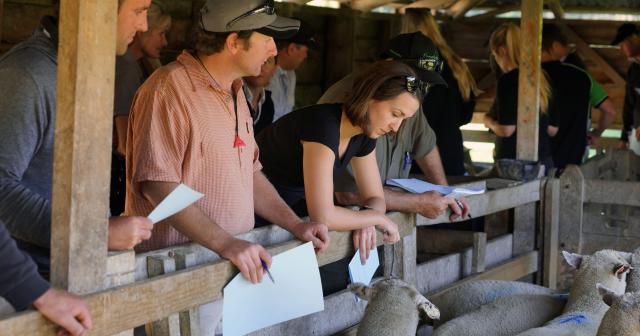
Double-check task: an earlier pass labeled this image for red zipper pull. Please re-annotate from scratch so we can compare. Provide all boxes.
[233,134,246,148]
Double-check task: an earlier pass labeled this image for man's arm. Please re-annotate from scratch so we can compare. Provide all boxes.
[335,188,462,221]
[140,181,270,284]
[253,172,329,253]
[414,148,448,186]
[0,222,92,336]
[0,221,49,311]
[588,98,617,145]
[0,67,52,247]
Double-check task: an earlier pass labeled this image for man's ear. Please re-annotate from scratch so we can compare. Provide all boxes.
[226,32,241,55]
[348,283,373,301]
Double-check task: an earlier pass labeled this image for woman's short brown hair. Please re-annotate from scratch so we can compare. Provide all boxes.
[344,60,419,132]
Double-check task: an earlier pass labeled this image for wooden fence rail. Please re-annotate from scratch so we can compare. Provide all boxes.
[0,182,543,335]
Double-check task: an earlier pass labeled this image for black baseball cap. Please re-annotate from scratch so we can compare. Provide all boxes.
[199,0,300,39]
[381,32,447,87]
[278,19,319,51]
[611,23,639,45]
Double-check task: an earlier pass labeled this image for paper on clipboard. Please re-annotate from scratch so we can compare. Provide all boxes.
[147,183,204,224]
[386,178,485,196]
[223,242,324,336]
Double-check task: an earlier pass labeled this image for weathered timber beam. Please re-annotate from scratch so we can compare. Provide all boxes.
[416,180,541,226]
[583,180,640,207]
[447,0,487,19]
[428,250,539,299]
[557,24,625,87]
[51,0,116,293]
[516,0,543,161]
[545,0,564,19]
[463,5,519,21]
[400,0,456,11]
[350,0,393,11]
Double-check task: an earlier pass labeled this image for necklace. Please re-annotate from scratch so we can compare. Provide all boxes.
[193,52,245,149]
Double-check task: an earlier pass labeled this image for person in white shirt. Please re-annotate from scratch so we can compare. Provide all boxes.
[266,19,318,121]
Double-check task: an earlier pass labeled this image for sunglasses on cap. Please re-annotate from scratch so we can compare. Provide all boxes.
[404,55,444,73]
[405,76,432,96]
[226,0,276,30]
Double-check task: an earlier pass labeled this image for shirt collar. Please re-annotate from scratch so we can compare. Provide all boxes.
[177,50,243,97]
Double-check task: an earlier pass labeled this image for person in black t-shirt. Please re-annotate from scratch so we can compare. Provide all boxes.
[541,24,617,151]
[402,8,482,176]
[612,23,640,148]
[258,61,423,255]
[539,29,593,169]
[485,23,555,170]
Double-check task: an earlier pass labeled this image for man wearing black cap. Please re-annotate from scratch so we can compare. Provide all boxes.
[319,32,469,223]
[124,1,330,331]
[267,19,319,121]
[612,23,640,149]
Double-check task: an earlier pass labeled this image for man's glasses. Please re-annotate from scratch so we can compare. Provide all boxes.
[405,76,433,96]
[226,0,275,30]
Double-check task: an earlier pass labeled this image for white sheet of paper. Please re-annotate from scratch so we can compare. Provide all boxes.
[348,248,379,286]
[223,242,324,336]
[146,184,204,224]
[386,178,485,196]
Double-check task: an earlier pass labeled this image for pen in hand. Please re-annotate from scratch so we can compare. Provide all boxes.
[261,259,275,284]
[454,198,472,219]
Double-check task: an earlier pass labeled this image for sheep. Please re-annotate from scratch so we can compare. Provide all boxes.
[595,284,640,336]
[430,279,557,326]
[349,278,440,336]
[623,247,640,292]
[515,249,632,336]
[433,293,567,336]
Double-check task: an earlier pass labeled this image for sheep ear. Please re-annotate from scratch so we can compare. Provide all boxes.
[563,251,583,269]
[349,283,373,301]
[619,252,633,263]
[413,293,440,320]
[597,283,621,307]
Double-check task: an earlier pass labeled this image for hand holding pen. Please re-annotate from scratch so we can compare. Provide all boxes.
[452,197,472,220]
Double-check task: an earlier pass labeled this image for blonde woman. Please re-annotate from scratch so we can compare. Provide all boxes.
[129,1,172,79]
[402,8,481,176]
[485,23,556,169]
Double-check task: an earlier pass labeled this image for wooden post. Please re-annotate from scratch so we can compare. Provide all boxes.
[50,0,116,293]
[147,256,181,336]
[543,179,560,290]
[471,232,487,274]
[513,203,537,256]
[558,165,585,290]
[173,249,201,336]
[516,0,543,161]
[0,0,4,44]
[384,227,417,286]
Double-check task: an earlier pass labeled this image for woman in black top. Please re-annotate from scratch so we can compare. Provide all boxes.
[402,9,481,176]
[258,61,422,253]
[484,23,556,170]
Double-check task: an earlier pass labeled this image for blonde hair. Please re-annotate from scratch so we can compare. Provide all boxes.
[143,2,171,38]
[402,8,480,101]
[490,23,551,114]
